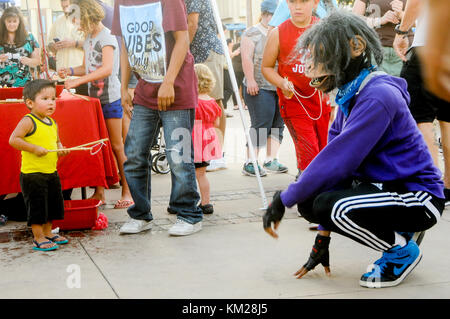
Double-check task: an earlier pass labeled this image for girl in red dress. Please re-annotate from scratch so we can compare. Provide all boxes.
[193,64,222,214]
[262,0,331,178]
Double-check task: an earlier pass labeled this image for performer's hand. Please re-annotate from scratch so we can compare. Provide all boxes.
[263,191,285,239]
[294,234,331,279]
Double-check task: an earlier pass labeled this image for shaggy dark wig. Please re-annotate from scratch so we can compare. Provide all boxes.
[293,10,384,90]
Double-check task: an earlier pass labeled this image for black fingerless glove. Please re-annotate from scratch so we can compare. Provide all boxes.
[263,191,285,229]
[303,234,331,271]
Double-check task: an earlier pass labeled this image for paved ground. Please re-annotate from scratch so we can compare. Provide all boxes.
[1,107,449,300]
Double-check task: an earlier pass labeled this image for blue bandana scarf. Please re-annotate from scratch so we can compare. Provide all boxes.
[335,66,375,117]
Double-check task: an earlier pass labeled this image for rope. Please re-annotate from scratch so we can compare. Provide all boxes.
[48,138,109,155]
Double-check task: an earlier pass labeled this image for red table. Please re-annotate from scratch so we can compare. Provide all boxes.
[0,91,119,196]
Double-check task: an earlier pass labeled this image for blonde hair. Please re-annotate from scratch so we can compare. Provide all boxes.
[194,63,216,95]
[70,0,105,34]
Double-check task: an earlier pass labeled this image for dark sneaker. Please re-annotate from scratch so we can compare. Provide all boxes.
[359,240,422,288]
[167,207,177,214]
[444,188,450,206]
[199,204,214,214]
[263,159,288,174]
[242,162,267,177]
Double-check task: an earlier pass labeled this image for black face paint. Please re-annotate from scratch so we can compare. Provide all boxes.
[337,54,369,87]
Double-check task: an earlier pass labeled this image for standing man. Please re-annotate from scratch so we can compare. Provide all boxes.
[112,0,204,236]
[393,0,450,205]
[48,0,86,95]
[185,0,227,171]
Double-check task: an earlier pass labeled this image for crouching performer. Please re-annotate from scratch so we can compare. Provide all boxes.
[263,10,445,288]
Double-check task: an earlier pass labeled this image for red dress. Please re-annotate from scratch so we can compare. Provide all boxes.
[192,98,222,163]
[277,18,331,171]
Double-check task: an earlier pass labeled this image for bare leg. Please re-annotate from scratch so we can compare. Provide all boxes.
[215,99,225,148]
[266,137,281,160]
[105,118,132,202]
[418,122,439,166]
[195,167,210,205]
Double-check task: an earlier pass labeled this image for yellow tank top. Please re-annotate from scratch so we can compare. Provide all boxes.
[21,113,59,174]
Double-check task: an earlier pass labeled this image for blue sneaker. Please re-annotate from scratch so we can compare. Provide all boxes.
[359,240,422,288]
[242,162,267,177]
[263,159,288,174]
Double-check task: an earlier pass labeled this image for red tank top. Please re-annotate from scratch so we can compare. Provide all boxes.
[277,17,329,117]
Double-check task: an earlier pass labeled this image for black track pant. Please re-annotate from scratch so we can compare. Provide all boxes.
[298,182,445,251]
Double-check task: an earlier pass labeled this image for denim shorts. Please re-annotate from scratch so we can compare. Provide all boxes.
[102,99,123,119]
[243,86,285,147]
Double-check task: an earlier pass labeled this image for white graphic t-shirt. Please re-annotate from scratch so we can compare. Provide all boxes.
[119,2,167,83]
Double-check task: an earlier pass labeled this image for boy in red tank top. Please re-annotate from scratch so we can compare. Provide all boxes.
[262,0,331,177]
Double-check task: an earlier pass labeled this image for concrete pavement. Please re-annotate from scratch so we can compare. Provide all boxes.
[1,107,449,299]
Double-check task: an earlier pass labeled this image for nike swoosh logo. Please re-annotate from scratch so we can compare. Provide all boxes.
[393,263,409,276]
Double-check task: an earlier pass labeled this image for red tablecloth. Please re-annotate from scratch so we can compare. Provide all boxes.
[0,91,119,196]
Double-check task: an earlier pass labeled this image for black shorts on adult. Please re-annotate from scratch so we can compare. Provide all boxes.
[20,172,64,226]
[400,48,450,123]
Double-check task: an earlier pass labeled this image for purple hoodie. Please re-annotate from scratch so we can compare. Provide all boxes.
[281,74,444,208]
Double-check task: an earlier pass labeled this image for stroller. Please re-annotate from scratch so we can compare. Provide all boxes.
[151,128,170,174]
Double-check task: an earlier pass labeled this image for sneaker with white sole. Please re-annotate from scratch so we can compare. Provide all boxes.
[168,219,202,236]
[359,240,422,288]
[263,159,288,174]
[242,162,267,177]
[119,218,152,234]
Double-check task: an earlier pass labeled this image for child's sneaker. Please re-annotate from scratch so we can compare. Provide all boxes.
[263,159,288,174]
[359,240,422,288]
[242,162,267,177]
[168,219,202,236]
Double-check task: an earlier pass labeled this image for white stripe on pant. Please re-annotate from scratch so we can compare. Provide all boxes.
[331,191,439,251]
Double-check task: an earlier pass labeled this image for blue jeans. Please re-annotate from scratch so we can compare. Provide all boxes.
[124,105,202,224]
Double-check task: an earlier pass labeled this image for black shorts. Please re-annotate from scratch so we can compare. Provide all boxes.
[194,161,210,169]
[20,172,65,226]
[400,48,450,123]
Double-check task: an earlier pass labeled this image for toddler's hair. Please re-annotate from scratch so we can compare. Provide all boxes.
[23,79,56,105]
[194,63,216,95]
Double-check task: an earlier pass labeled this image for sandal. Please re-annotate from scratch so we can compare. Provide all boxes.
[45,235,69,245]
[33,240,58,251]
[114,199,134,209]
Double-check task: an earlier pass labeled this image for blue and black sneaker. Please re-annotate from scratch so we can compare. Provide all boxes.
[359,240,422,288]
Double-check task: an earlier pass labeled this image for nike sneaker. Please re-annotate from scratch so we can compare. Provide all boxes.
[359,240,422,288]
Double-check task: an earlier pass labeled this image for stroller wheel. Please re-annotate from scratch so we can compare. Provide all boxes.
[153,153,170,174]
